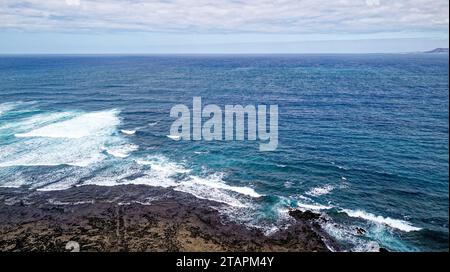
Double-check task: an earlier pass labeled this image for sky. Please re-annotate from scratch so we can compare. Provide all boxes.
[0,0,448,54]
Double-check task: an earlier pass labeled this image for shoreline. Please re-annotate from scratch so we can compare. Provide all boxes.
[0,185,337,252]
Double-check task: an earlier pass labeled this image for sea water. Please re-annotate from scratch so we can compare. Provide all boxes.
[0,54,448,251]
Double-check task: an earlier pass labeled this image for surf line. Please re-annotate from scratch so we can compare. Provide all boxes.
[169,97,278,151]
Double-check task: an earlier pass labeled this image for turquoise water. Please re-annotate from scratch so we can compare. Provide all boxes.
[0,54,448,251]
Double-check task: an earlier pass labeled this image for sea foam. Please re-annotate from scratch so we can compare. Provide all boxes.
[342,209,421,232]
[0,109,125,168]
[105,144,139,158]
[121,129,136,135]
[0,102,34,117]
[135,155,260,207]
[80,155,260,207]
[306,184,334,197]
[0,103,14,116]
[15,110,120,139]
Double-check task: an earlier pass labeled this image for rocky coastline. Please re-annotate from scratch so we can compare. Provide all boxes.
[0,185,337,252]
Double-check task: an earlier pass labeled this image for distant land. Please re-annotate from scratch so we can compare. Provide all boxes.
[424,48,449,53]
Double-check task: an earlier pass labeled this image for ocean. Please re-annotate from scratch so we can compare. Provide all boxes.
[0,54,448,252]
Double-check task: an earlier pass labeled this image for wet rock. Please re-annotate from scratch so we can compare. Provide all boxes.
[0,186,335,252]
[356,227,366,235]
[289,210,321,221]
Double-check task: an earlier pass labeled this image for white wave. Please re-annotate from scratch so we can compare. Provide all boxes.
[297,194,312,201]
[0,102,36,117]
[1,108,258,209]
[38,182,76,191]
[0,103,15,116]
[121,129,136,135]
[296,202,332,211]
[342,209,421,232]
[194,151,209,154]
[0,160,97,168]
[185,174,261,198]
[15,110,119,139]
[48,199,95,205]
[0,137,107,168]
[322,222,381,252]
[139,156,260,202]
[175,181,249,207]
[1,164,93,191]
[0,112,73,134]
[167,135,181,140]
[105,144,138,158]
[0,178,27,188]
[136,155,190,174]
[0,169,32,188]
[306,184,334,197]
[0,110,128,168]
[91,155,260,207]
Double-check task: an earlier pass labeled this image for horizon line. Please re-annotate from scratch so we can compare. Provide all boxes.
[1,51,448,56]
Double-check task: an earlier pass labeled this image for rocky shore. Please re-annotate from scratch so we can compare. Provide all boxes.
[0,185,337,252]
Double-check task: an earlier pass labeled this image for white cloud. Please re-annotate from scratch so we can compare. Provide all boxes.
[366,0,381,6]
[0,0,448,34]
[65,0,80,7]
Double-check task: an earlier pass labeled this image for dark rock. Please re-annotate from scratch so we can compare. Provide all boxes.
[379,247,389,253]
[0,185,335,252]
[356,227,366,235]
[289,210,321,221]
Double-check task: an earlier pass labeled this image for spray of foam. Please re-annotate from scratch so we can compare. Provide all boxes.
[105,144,139,158]
[322,222,381,252]
[0,102,35,115]
[0,109,129,168]
[306,184,334,197]
[291,195,421,233]
[15,110,120,139]
[121,129,136,135]
[342,209,421,232]
[0,112,73,134]
[135,155,261,207]
[0,103,14,116]
[73,154,261,208]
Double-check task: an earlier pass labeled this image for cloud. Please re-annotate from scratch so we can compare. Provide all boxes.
[65,0,81,7]
[0,0,448,35]
[365,0,381,6]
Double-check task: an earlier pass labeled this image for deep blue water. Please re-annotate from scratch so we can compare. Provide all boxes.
[0,54,448,251]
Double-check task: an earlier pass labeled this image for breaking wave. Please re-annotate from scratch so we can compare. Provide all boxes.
[0,109,124,168]
[0,103,424,252]
[0,103,15,116]
[15,110,120,139]
[120,129,136,135]
[342,209,422,232]
[0,105,261,209]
